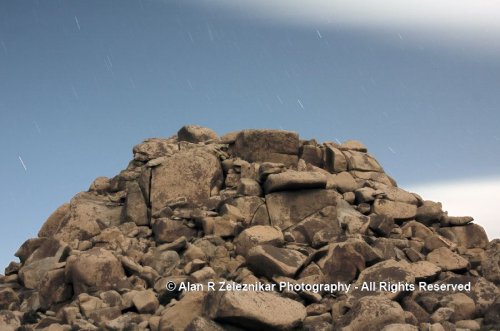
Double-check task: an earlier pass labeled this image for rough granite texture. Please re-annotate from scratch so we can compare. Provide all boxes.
[0,125,499,331]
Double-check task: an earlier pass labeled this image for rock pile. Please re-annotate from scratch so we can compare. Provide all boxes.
[1,125,499,331]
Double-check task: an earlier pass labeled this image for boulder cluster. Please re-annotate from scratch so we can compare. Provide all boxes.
[1,125,499,331]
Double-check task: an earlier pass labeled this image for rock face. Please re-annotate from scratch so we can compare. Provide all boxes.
[1,125,498,331]
[150,148,223,213]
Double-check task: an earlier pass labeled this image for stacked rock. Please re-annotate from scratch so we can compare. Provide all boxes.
[0,125,498,331]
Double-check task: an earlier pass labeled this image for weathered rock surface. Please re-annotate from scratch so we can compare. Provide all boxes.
[246,244,307,278]
[178,125,218,143]
[232,129,300,166]
[339,296,405,330]
[1,126,497,331]
[150,148,223,213]
[234,225,284,256]
[263,171,327,193]
[426,247,470,271]
[66,247,126,295]
[204,289,307,330]
[266,189,338,230]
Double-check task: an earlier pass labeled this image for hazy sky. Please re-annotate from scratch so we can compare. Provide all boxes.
[1,0,499,268]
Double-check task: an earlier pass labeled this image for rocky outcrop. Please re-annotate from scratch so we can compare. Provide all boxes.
[0,126,498,331]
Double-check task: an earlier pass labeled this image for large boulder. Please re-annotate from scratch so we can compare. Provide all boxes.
[266,189,339,230]
[349,259,415,300]
[150,149,223,213]
[320,244,365,284]
[17,238,70,299]
[482,239,500,285]
[289,209,341,246]
[65,247,126,295]
[178,125,218,143]
[438,224,489,249]
[52,192,123,243]
[231,129,300,167]
[38,203,70,238]
[204,289,306,330]
[339,296,405,331]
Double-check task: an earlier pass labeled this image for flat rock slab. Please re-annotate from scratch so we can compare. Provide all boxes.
[404,261,441,282]
[231,129,300,167]
[427,247,470,271]
[247,244,307,278]
[205,289,306,331]
[263,171,327,193]
[372,199,417,220]
[266,189,339,230]
[150,149,223,213]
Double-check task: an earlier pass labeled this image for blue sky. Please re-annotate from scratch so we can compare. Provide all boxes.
[1,0,499,269]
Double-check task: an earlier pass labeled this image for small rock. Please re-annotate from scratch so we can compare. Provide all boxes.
[132,289,159,314]
[189,266,216,283]
[430,307,454,323]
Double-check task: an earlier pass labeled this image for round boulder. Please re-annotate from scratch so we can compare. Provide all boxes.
[66,247,126,295]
